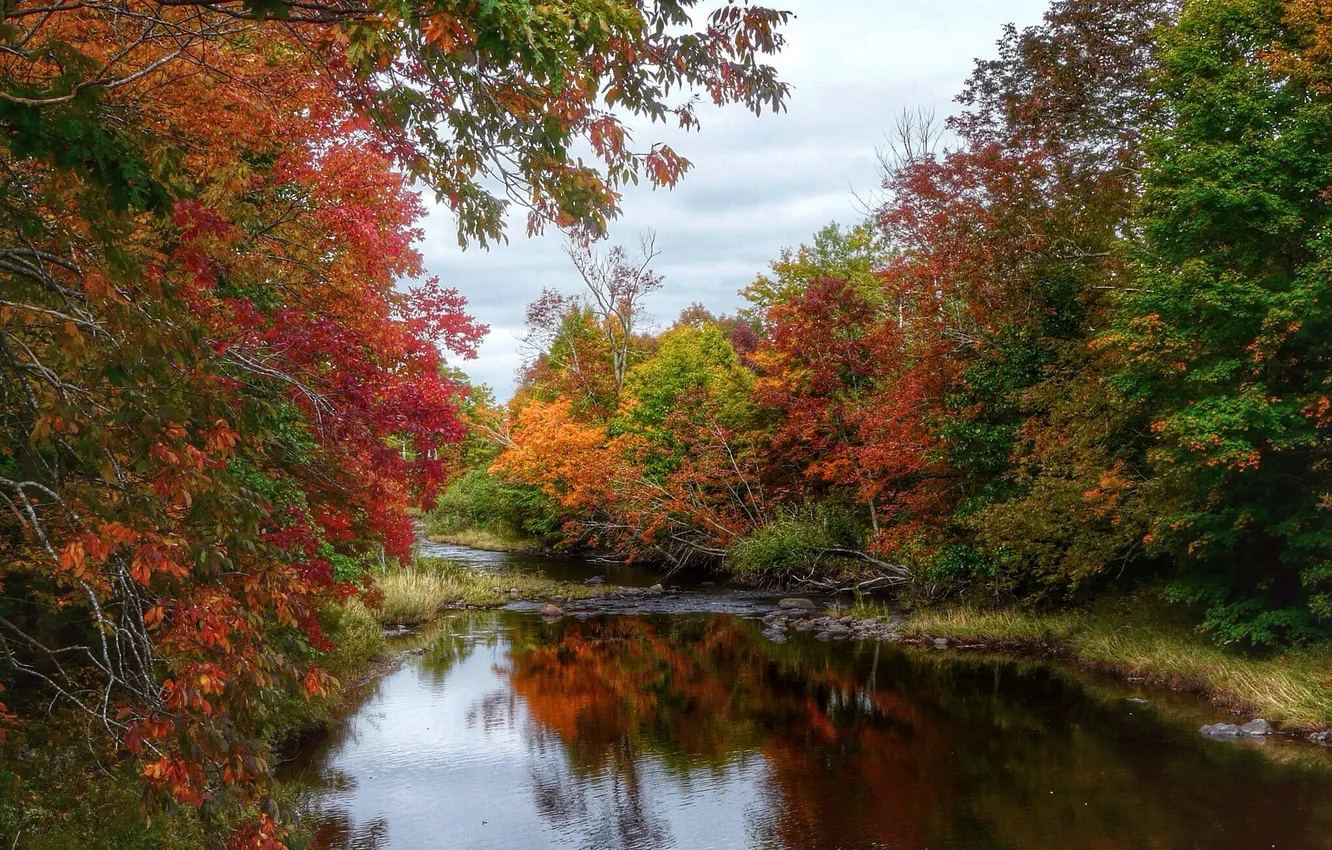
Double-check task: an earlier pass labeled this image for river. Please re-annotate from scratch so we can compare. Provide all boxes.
[281,544,1332,850]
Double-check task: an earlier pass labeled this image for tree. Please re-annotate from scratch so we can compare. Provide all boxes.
[0,0,793,842]
[1105,0,1332,645]
[0,0,793,245]
[618,323,756,476]
[566,233,665,402]
[869,0,1172,596]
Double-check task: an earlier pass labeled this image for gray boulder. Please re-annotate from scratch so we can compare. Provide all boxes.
[540,603,565,617]
[1241,719,1273,737]
[779,597,817,611]
[1201,723,1244,739]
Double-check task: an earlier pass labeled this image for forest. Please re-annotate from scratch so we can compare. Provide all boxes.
[441,0,1332,650]
[1,0,1331,847]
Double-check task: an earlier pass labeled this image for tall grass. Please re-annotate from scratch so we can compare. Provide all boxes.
[878,592,1332,730]
[425,526,541,552]
[370,557,614,626]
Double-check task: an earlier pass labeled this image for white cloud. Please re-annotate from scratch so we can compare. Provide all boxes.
[424,0,1051,397]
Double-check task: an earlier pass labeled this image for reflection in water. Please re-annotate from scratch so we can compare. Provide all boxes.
[414,536,669,587]
[284,612,1332,850]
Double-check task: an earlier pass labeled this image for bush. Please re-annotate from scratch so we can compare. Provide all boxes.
[727,502,866,578]
[426,468,559,540]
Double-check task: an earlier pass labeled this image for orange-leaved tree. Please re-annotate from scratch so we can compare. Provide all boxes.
[0,0,791,844]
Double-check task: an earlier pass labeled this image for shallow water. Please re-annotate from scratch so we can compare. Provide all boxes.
[415,534,668,588]
[285,609,1332,850]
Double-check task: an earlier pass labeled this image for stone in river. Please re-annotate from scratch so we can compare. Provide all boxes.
[540,603,565,617]
[1241,719,1273,736]
[584,576,606,585]
[823,624,851,636]
[779,598,817,611]
[1201,723,1244,739]
[933,637,949,649]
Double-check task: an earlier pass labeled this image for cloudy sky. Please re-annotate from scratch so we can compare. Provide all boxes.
[421,1,1052,398]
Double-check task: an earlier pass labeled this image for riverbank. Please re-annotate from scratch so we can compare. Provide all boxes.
[365,555,623,625]
[842,592,1332,738]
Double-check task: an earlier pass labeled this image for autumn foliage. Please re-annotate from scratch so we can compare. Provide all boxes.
[478,0,1332,647]
[0,0,792,843]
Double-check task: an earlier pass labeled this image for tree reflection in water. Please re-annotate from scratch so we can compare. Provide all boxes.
[499,614,1332,850]
[288,612,1332,850]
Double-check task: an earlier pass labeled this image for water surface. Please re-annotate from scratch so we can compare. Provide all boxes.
[285,610,1332,850]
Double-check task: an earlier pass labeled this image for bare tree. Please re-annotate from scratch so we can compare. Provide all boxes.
[564,232,664,401]
[851,106,946,218]
[879,105,945,174]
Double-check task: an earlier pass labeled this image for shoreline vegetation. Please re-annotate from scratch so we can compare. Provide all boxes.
[424,529,543,553]
[850,594,1332,736]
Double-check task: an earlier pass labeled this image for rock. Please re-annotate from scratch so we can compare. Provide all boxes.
[584,576,606,585]
[1127,697,1150,705]
[1308,731,1331,746]
[824,624,851,636]
[404,647,426,657]
[815,631,835,641]
[1201,723,1245,739]
[762,611,786,624]
[649,583,665,593]
[1241,719,1273,737]
[540,603,565,617]
[509,587,521,594]
[859,618,880,627]
[760,628,788,644]
[933,637,949,650]
[779,597,817,611]
[839,616,856,625]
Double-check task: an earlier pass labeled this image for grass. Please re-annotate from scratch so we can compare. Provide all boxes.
[851,591,1332,732]
[425,526,542,552]
[368,556,617,626]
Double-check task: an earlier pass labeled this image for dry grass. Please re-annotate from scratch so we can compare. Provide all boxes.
[860,594,1332,731]
[426,527,542,552]
[370,556,613,626]
[1075,618,1332,730]
[900,607,1085,643]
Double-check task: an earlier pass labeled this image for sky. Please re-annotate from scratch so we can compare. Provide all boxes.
[421,1,1052,399]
